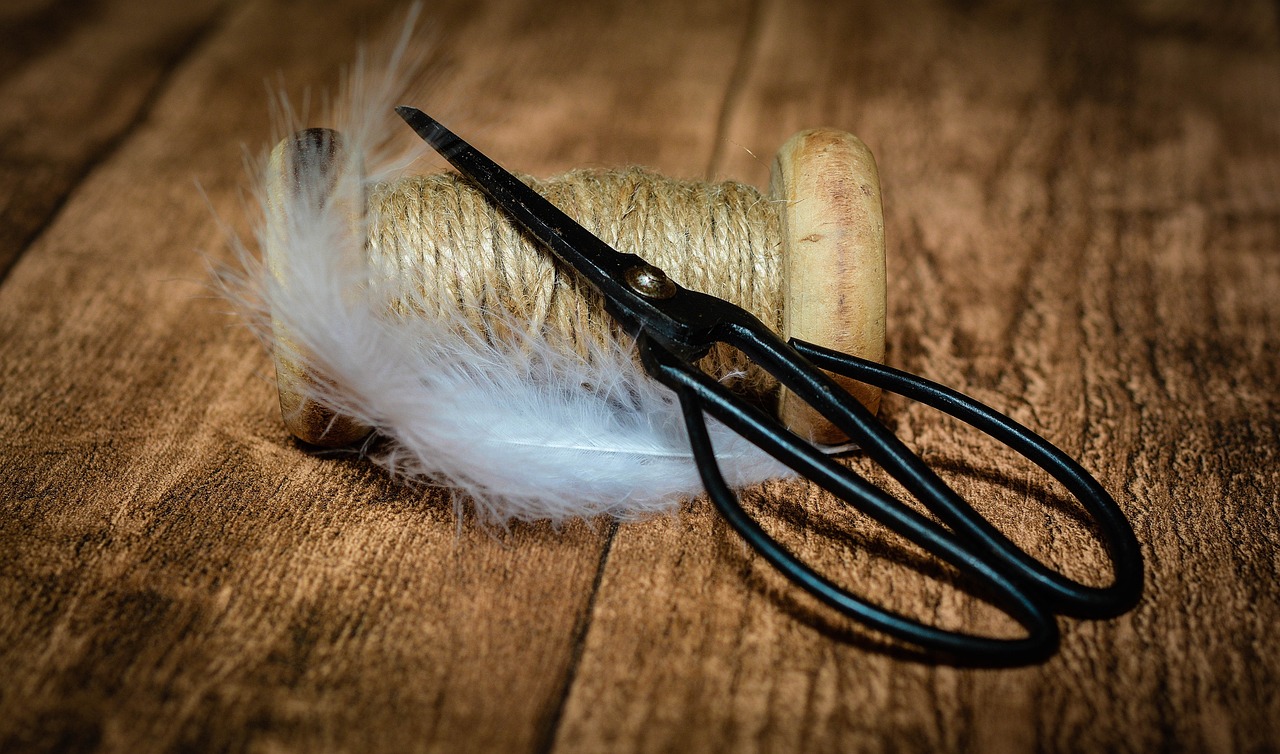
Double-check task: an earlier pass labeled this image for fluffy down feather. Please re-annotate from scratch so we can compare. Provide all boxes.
[218,10,794,523]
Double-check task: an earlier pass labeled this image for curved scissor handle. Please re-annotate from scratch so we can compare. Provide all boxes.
[784,337,1143,618]
[689,313,1141,618]
[640,337,1060,665]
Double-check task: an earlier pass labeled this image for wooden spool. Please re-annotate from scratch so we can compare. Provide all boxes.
[266,128,885,448]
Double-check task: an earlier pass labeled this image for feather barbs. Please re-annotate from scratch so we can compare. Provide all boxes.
[221,25,887,523]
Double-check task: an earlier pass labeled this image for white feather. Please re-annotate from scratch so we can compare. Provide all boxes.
[218,9,795,523]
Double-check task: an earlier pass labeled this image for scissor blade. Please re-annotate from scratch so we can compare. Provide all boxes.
[395,106,666,334]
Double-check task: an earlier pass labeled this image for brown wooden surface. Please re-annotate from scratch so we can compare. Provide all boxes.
[1,1,1277,752]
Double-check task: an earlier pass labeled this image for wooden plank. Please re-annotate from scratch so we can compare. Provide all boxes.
[2,0,1278,752]
[0,0,226,281]
[0,0,756,752]
[551,0,1280,752]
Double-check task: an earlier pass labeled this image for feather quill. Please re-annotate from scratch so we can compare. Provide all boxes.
[218,10,794,523]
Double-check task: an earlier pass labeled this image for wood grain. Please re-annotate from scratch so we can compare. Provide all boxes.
[1,0,1277,752]
[0,0,226,282]
[0,1,612,751]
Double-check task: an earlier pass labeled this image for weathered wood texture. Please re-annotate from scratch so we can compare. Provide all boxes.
[0,0,226,281]
[0,0,1276,752]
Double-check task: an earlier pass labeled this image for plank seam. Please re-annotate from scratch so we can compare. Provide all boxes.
[0,3,233,286]
[535,518,620,753]
[704,0,768,179]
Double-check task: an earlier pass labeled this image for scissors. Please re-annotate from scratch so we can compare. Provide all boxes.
[395,107,1143,665]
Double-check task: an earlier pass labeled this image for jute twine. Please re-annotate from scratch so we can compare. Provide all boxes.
[366,167,785,396]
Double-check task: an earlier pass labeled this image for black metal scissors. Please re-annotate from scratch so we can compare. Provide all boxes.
[396,106,1142,665]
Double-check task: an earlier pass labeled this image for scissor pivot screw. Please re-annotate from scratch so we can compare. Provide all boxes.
[625,264,677,299]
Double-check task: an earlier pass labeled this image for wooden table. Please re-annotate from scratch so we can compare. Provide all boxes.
[2,1,1276,751]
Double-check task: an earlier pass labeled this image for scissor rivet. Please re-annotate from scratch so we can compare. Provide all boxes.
[625,264,677,300]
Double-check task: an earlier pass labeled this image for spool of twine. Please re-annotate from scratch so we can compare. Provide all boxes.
[366,168,785,396]
[268,127,885,447]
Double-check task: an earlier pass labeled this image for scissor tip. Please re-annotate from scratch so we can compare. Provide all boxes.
[394,105,417,118]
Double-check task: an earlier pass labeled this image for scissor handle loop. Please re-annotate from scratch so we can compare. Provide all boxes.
[641,337,1060,665]
[719,322,1142,619]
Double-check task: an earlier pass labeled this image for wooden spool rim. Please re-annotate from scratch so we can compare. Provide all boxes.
[267,129,373,447]
[771,128,887,444]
